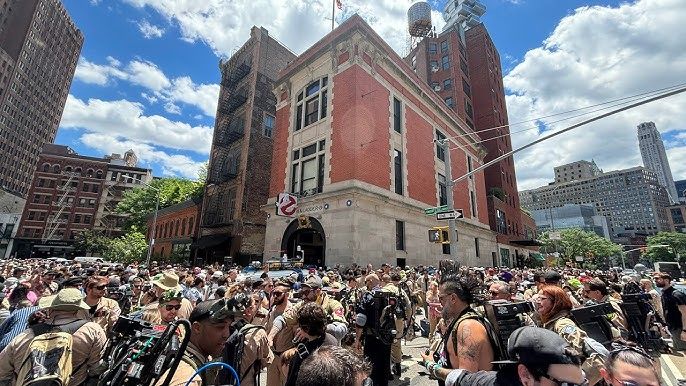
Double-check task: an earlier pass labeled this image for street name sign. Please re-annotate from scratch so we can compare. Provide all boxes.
[424,205,449,215]
[436,209,464,220]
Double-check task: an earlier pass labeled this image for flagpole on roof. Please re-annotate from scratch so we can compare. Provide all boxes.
[332,0,335,31]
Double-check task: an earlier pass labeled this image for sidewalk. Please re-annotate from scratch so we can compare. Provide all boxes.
[661,351,686,386]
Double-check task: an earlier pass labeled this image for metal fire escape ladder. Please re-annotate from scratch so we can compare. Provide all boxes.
[42,172,76,242]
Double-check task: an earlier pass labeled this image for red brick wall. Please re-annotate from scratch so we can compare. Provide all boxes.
[147,203,199,258]
[405,107,437,205]
[473,159,490,224]
[269,103,291,196]
[330,66,391,189]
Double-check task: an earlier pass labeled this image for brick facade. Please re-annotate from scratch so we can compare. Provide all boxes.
[263,15,497,267]
[146,198,200,260]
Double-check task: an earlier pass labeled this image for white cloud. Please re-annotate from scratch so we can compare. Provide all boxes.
[74,57,219,117]
[80,133,204,179]
[503,0,686,190]
[60,95,213,155]
[137,19,165,39]
[122,0,433,56]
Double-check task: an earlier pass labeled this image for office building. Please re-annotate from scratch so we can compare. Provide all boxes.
[520,162,670,241]
[264,15,503,267]
[0,0,83,197]
[554,160,601,184]
[667,203,686,233]
[14,144,150,258]
[638,122,678,203]
[198,26,296,265]
[530,203,610,239]
[405,0,533,264]
[674,179,686,203]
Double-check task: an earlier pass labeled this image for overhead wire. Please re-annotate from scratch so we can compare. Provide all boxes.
[439,82,686,147]
[448,83,686,150]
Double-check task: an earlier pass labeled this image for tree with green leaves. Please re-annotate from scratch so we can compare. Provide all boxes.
[539,228,622,267]
[116,177,203,232]
[73,229,110,256]
[102,230,148,263]
[642,232,686,262]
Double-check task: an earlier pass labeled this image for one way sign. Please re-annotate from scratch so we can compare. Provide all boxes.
[436,209,463,220]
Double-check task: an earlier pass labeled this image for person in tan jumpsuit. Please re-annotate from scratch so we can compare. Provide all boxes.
[0,288,107,386]
[537,285,604,385]
[77,276,121,333]
[265,280,295,386]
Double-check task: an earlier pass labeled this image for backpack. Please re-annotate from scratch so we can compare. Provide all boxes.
[16,319,88,386]
[218,320,265,385]
[367,291,398,344]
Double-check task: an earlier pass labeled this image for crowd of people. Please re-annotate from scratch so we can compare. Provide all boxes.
[0,257,684,386]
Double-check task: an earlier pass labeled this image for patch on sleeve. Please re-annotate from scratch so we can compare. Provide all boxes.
[561,325,577,335]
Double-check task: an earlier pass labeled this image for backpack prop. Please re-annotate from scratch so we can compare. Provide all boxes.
[218,319,266,386]
[16,320,88,386]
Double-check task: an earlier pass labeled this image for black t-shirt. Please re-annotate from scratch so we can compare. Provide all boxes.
[448,368,524,386]
[662,286,686,330]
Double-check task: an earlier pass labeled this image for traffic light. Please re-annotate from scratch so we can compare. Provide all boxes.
[428,226,450,244]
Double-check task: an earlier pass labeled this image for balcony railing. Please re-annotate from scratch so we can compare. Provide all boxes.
[222,62,251,89]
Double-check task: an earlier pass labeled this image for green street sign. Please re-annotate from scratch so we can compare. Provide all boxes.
[424,205,449,215]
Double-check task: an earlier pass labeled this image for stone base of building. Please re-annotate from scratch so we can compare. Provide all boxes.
[264,182,498,268]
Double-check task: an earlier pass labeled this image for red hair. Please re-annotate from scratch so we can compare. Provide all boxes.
[539,285,573,323]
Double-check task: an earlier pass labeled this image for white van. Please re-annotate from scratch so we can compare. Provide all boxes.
[73,256,105,265]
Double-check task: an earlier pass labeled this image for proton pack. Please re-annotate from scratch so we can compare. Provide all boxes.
[570,302,615,349]
[483,300,534,360]
[364,291,399,345]
[97,316,191,386]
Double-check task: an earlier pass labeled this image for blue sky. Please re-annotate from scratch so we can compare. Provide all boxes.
[56,0,686,189]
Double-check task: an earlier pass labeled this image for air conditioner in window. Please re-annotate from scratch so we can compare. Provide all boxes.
[431,66,439,73]
[434,85,441,92]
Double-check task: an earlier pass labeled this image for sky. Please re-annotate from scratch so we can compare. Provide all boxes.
[57,0,686,191]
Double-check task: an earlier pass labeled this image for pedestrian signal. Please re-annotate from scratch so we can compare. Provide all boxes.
[428,226,450,244]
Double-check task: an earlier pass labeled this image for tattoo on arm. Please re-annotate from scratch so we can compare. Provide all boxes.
[457,324,482,368]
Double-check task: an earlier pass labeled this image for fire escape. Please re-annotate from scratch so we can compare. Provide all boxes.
[204,60,251,227]
[96,181,127,237]
[42,172,77,242]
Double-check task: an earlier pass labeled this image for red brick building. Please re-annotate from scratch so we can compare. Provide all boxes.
[15,144,151,258]
[263,15,498,267]
[146,198,201,260]
[407,20,536,266]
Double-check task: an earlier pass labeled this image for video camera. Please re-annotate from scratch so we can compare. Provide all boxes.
[484,300,534,360]
[98,316,192,386]
[620,293,668,352]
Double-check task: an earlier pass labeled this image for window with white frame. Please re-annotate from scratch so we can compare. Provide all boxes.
[263,113,275,138]
[291,140,326,197]
[295,77,328,131]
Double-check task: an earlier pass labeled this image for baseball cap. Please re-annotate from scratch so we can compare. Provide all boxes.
[494,326,581,366]
[301,274,322,289]
[543,270,562,284]
[189,299,235,323]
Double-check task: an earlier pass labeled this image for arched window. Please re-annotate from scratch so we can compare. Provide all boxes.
[95,170,103,179]
[188,217,194,235]
[175,220,180,237]
[64,166,72,173]
[52,165,60,174]
[86,169,94,178]
[74,167,82,175]
[181,218,187,236]
[294,76,328,131]
[42,164,50,172]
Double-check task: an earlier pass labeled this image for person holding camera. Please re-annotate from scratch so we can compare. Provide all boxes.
[423,326,586,386]
[155,299,232,386]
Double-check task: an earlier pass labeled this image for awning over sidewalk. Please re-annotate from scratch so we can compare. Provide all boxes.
[530,252,545,262]
[510,239,543,246]
[193,234,230,249]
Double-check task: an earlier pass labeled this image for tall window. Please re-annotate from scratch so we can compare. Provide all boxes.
[475,238,480,257]
[430,60,439,71]
[465,100,474,119]
[441,55,450,70]
[440,40,448,53]
[438,173,447,206]
[295,77,328,131]
[291,141,326,197]
[393,97,402,133]
[394,149,403,195]
[435,130,446,161]
[429,42,437,54]
[462,78,471,97]
[395,220,405,251]
[467,155,473,180]
[470,190,477,218]
[263,113,275,138]
[444,97,454,108]
[443,78,452,90]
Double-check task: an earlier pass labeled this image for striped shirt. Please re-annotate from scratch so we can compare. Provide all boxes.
[0,306,38,352]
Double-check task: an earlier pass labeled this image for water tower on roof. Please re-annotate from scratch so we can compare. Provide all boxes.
[408,2,433,37]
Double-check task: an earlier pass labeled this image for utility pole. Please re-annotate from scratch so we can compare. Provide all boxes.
[441,139,459,263]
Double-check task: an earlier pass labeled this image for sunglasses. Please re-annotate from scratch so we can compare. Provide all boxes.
[271,291,284,297]
[93,285,107,290]
[543,374,588,386]
[165,304,182,311]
